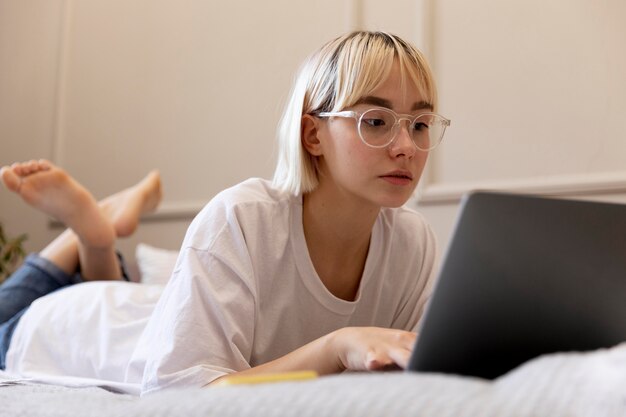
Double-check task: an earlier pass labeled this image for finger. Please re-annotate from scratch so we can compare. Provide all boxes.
[365,351,394,371]
[388,347,412,369]
[401,331,417,349]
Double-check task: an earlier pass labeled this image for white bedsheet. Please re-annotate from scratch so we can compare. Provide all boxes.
[1,343,626,417]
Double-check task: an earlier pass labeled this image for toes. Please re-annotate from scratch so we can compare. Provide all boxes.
[11,161,35,176]
[38,159,52,171]
[22,160,38,175]
[0,166,22,192]
[8,160,52,177]
[11,162,25,176]
[27,159,47,175]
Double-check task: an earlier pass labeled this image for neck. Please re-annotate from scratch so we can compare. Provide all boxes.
[301,185,380,301]
[303,186,379,247]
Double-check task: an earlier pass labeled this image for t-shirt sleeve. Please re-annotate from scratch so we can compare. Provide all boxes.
[139,199,257,395]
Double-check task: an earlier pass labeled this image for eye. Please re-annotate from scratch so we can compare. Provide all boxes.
[413,122,429,131]
[362,117,386,127]
[360,109,395,130]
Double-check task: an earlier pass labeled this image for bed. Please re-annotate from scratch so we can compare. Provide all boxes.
[2,245,625,416]
[2,342,626,417]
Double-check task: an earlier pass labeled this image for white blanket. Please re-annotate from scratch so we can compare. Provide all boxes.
[1,343,626,417]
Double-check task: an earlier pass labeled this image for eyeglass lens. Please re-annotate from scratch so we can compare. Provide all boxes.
[358,109,446,150]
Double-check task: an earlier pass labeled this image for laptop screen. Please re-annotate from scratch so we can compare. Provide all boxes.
[408,191,626,379]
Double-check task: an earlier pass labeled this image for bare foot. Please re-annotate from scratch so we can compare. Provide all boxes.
[98,170,162,238]
[0,160,115,249]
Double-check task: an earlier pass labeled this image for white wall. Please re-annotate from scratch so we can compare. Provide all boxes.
[1,0,625,264]
[414,0,626,250]
[0,0,426,260]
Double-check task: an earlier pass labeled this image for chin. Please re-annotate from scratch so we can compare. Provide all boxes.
[373,179,419,208]
[377,193,413,209]
[378,183,418,208]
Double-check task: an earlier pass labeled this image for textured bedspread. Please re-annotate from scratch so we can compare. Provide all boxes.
[2,343,626,417]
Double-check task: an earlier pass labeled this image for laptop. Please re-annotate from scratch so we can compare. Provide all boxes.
[408,191,626,379]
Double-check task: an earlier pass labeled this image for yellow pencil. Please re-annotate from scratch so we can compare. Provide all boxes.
[213,371,318,387]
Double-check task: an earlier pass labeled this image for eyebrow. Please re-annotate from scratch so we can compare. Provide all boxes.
[355,96,433,112]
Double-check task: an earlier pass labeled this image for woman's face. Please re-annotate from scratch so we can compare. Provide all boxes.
[314,61,431,209]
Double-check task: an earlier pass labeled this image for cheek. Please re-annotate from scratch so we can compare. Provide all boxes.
[323,125,383,175]
[413,152,429,177]
[324,127,362,164]
[342,144,377,173]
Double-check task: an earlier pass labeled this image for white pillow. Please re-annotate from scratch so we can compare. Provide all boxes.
[135,243,179,286]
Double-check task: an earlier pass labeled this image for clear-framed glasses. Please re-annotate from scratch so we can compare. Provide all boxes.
[317,107,451,151]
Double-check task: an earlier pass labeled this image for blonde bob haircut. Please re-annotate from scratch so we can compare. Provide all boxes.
[272,31,438,196]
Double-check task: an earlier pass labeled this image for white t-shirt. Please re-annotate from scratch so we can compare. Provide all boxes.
[5,281,162,394]
[6,178,437,396]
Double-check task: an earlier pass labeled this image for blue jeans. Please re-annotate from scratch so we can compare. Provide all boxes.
[0,253,129,370]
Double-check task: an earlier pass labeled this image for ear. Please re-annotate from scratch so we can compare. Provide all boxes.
[301,114,324,156]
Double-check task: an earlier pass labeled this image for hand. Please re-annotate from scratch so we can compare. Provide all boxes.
[332,327,417,372]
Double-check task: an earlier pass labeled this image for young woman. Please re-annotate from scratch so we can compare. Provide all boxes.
[0,31,450,396]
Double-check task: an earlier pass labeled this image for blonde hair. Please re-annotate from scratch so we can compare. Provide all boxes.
[272,31,438,195]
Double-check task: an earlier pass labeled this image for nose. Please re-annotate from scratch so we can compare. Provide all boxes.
[388,120,416,159]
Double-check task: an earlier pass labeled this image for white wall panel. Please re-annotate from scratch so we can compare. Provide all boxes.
[415,0,626,251]
[55,0,349,207]
[0,0,66,252]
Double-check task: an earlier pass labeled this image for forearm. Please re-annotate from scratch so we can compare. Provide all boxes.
[209,330,344,385]
[208,326,416,386]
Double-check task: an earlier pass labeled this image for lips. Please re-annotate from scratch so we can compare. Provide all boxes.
[379,170,414,186]
[380,170,413,180]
